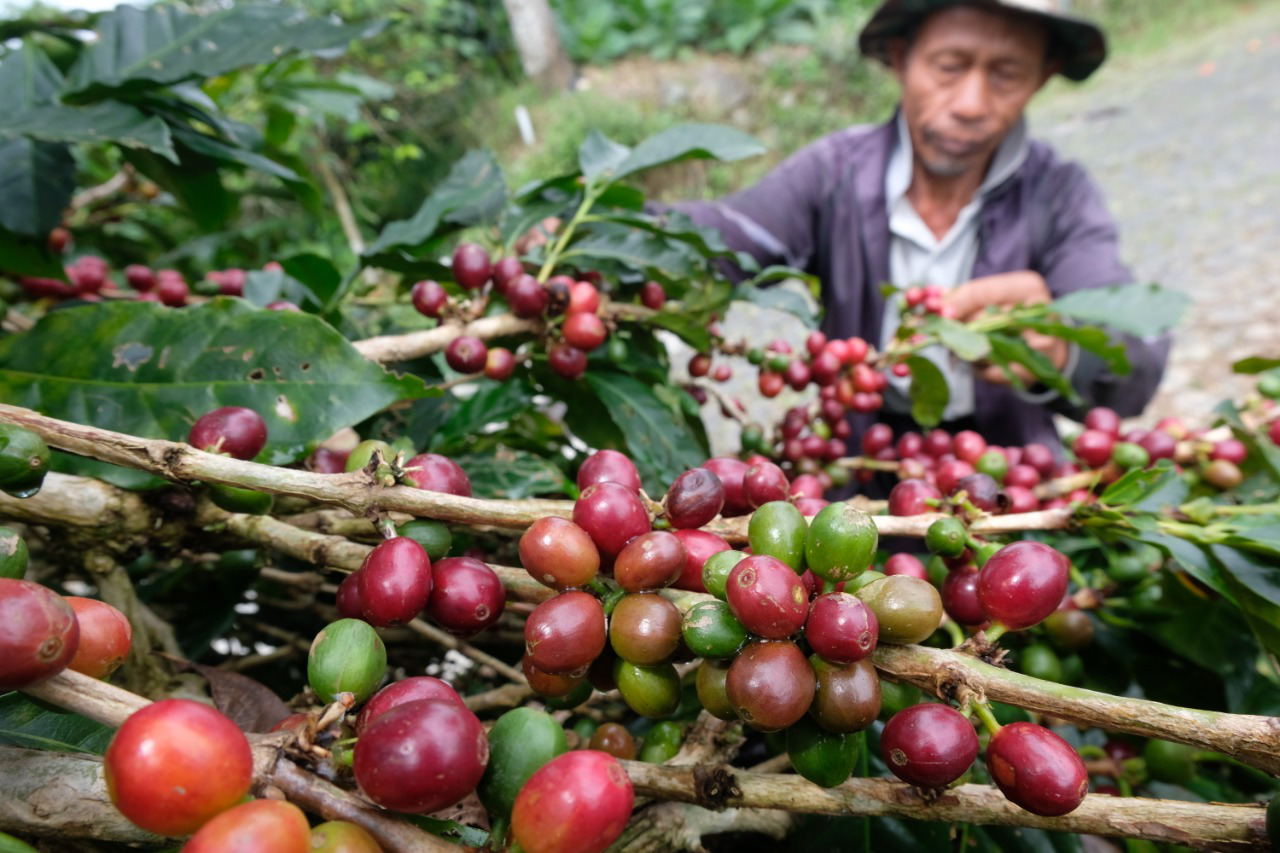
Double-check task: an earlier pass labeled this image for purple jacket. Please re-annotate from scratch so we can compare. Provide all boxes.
[663,115,1170,452]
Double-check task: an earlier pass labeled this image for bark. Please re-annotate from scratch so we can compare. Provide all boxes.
[502,0,575,89]
[619,761,1270,851]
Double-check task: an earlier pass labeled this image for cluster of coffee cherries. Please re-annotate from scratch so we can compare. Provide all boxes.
[411,242,668,383]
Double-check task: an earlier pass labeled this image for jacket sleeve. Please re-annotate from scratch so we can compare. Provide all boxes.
[647,133,839,276]
[1036,163,1171,420]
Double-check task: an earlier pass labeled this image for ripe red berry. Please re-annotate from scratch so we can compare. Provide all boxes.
[357,537,432,627]
[1083,406,1121,437]
[941,567,986,626]
[354,698,488,813]
[726,640,815,732]
[758,371,784,397]
[880,703,979,788]
[785,359,812,391]
[452,243,492,290]
[883,553,928,580]
[404,453,472,496]
[573,482,651,559]
[548,341,588,379]
[445,335,488,374]
[492,257,524,295]
[935,459,975,495]
[1210,439,1247,464]
[189,406,268,460]
[976,541,1070,630]
[613,530,687,592]
[640,281,666,309]
[105,699,253,836]
[897,432,924,459]
[508,274,550,317]
[525,590,606,675]
[336,571,364,619]
[182,799,310,853]
[411,280,448,317]
[888,479,941,516]
[805,592,878,663]
[47,226,70,253]
[665,467,726,529]
[567,281,601,314]
[64,597,131,679]
[577,449,642,493]
[986,722,1088,816]
[0,579,79,690]
[564,312,608,351]
[484,346,517,381]
[1073,429,1114,468]
[1138,428,1177,462]
[744,460,789,508]
[671,529,731,592]
[861,423,894,456]
[726,555,809,639]
[125,264,156,292]
[512,750,634,853]
[1004,485,1040,514]
[355,676,465,734]
[218,268,247,296]
[520,517,601,591]
[156,274,188,306]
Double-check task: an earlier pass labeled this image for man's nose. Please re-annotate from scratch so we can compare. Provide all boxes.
[950,69,992,123]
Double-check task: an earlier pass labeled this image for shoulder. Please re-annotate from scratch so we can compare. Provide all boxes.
[1022,138,1102,199]
[783,121,894,172]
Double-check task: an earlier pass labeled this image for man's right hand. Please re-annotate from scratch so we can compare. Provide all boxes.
[515,216,562,254]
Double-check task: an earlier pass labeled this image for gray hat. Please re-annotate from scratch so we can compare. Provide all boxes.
[859,0,1107,81]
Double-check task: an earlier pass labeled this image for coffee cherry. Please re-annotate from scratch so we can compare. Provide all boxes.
[336,572,364,619]
[485,346,518,381]
[861,423,894,455]
[549,341,588,379]
[357,537,431,627]
[478,707,569,823]
[702,457,751,516]
[183,799,310,853]
[976,541,1070,631]
[589,722,637,760]
[156,274,189,306]
[665,467,725,529]
[925,517,968,557]
[986,722,1088,816]
[506,274,550,318]
[563,312,608,351]
[1004,485,1040,514]
[1210,438,1247,464]
[883,553,927,580]
[0,579,79,690]
[567,281,600,314]
[125,264,156,292]
[1204,458,1243,490]
[695,660,737,721]
[0,526,29,579]
[446,335,488,373]
[758,371,784,397]
[610,593,681,665]
[897,432,923,458]
[672,529,731,592]
[880,703,978,788]
[577,449,642,493]
[615,659,681,717]
[788,714,859,788]
[354,699,488,813]
[404,453,472,496]
[681,600,748,659]
[789,473,824,501]
[266,299,300,311]
[492,257,525,295]
[1073,429,1115,468]
[688,353,712,377]
[854,576,943,644]
[1084,406,1121,436]
[452,243,492,289]
[743,460,789,508]
[888,479,941,516]
[411,280,447,317]
[310,820,384,853]
[974,449,1009,483]
[810,655,880,733]
[524,654,587,698]
[356,675,465,734]
[700,549,746,599]
[345,439,392,473]
[189,406,267,460]
[104,699,253,836]
[308,618,386,704]
[525,591,606,675]
[64,597,131,679]
[520,517,600,590]
[613,530,685,592]
[805,502,879,582]
[1143,738,1198,785]
[806,592,878,664]
[426,556,504,637]
[512,751,634,853]
[941,567,986,626]
[1139,429,1177,462]
[640,281,666,309]
[726,555,809,639]
[726,640,815,732]
[747,500,807,570]
[573,483,651,559]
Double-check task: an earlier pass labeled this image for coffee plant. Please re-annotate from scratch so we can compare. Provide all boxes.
[1,4,1279,852]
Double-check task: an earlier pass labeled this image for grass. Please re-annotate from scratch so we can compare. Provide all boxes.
[466,0,1262,200]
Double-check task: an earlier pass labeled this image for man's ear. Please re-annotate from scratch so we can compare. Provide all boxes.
[1037,58,1062,89]
[887,36,908,78]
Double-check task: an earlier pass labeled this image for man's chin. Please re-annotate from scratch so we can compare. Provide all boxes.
[919,154,977,179]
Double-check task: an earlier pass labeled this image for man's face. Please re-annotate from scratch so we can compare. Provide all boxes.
[892,6,1054,179]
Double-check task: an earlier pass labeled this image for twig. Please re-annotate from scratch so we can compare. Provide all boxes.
[315,156,365,256]
[70,169,131,211]
[406,618,526,685]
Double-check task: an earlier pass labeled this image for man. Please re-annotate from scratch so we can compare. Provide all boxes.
[660,0,1169,452]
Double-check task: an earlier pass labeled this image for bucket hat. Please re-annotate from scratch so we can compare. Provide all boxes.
[859,0,1107,81]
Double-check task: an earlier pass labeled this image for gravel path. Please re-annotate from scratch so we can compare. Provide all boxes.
[1031,5,1280,424]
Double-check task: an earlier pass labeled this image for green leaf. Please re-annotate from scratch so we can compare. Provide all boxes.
[1233,357,1280,375]
[0,102,176,161]
[429,379,533,455]
[560,226,700,280]
[170,124,299,182]
[0,44,76,237]
[1051,283,1189,337]
[646,312,712,352]
[123,146,233,232]
[988,333,1079,403]
[584,370,708,493]
[0,300,431,477]
[578,129,631,180]
[0,226,67,280]
[0,692,114,753]
[1018,318,1130,375]
[365,150,506,262]
[1216,400,1280,482]
[1209,545,1280,658]
[611,123,766,182]
[401,814,490,848]
[930,317,990,361]
[731,277,820,328]
[280,253,343,313]
[906,356,949,429]
[453,448,568,499]
[1133,530,1232,601]
[65,4,382,102]
[1099,460,1175,507]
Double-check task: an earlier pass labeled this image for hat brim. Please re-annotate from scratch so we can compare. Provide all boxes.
[858,0,1107,82]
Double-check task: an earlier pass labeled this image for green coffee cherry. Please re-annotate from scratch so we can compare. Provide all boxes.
[748,501,807,571]
[786,715,858,788]
[924,516,968,558]
[208,482,274,515]
[975,449,1008,483]
[307,619,386,704]
[804,502,878,582]
[1111,441,1150,470]
[702,550,747,600]
[681,600,748,659]
[478,708,569,820]
[639,721,684,764]
[615,660,681,719]
[0,423,50,498]
[0,526,29,580]
[399,519,452,561]
[345,439,393,473]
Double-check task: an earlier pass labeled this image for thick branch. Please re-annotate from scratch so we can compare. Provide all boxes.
[0,471,157,543]
[619,761,1269,851]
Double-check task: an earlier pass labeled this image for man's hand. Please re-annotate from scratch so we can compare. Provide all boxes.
[944,271,1069,387]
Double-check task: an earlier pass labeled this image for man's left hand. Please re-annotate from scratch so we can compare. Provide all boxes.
[944,271,1069,387]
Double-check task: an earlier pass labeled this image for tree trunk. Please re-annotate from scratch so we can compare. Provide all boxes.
[501,0,574,90]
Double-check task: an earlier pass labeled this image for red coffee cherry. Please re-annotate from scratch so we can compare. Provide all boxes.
[182,799,310,853]
[953,473,1006,514]
[105,699,253,836]
[336,571,364,619]
[508,274,550,317]
[357,536,432,627]
[426,556,505,637]
[452,242,492,290]
[446,335,488,374]
[1138,428,1177,462]
[941,566,986,626]
[744,460,789,508]
[577,449,642,493]
[805,592,878,664]
[1073,429,1115,468]
[725,640,815,732]
[880,703,979,788]
[563,313,608,351]
[484,346,518,381]
[935,459,975,495]
[888,479,941,516]
[492,257,524,295]
[64,596,131,679]
[404,453,472,496]
[977,541,1070,631]
[125,264,156,292]
[1083,406,1121,437]
[883,553,928,580]
[726,555,808,640]
[512,750,635,853]
[548,341,588,379]
[567,281,600,314]
[411,280,447,317]
[354,699,488,813]
[189,406,268,460]
[525,590,606,674]
[789,473,824,501]
[613,530,686,592]
[861,423,894,455]
[520,517,601,590]
[671,529,731,592]
[1004,485,1040,514]
[702,457,751,516]
[986,721,1088,816]
[0,579,79,690]
[665,467,726,529]
[640,281,666,310]
[896,431,924,459]
[523,653,587,698]
[356,675,465,734]
[573,482,651,559]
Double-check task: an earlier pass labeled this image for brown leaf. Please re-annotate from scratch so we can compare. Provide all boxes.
[160,653,292,732]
